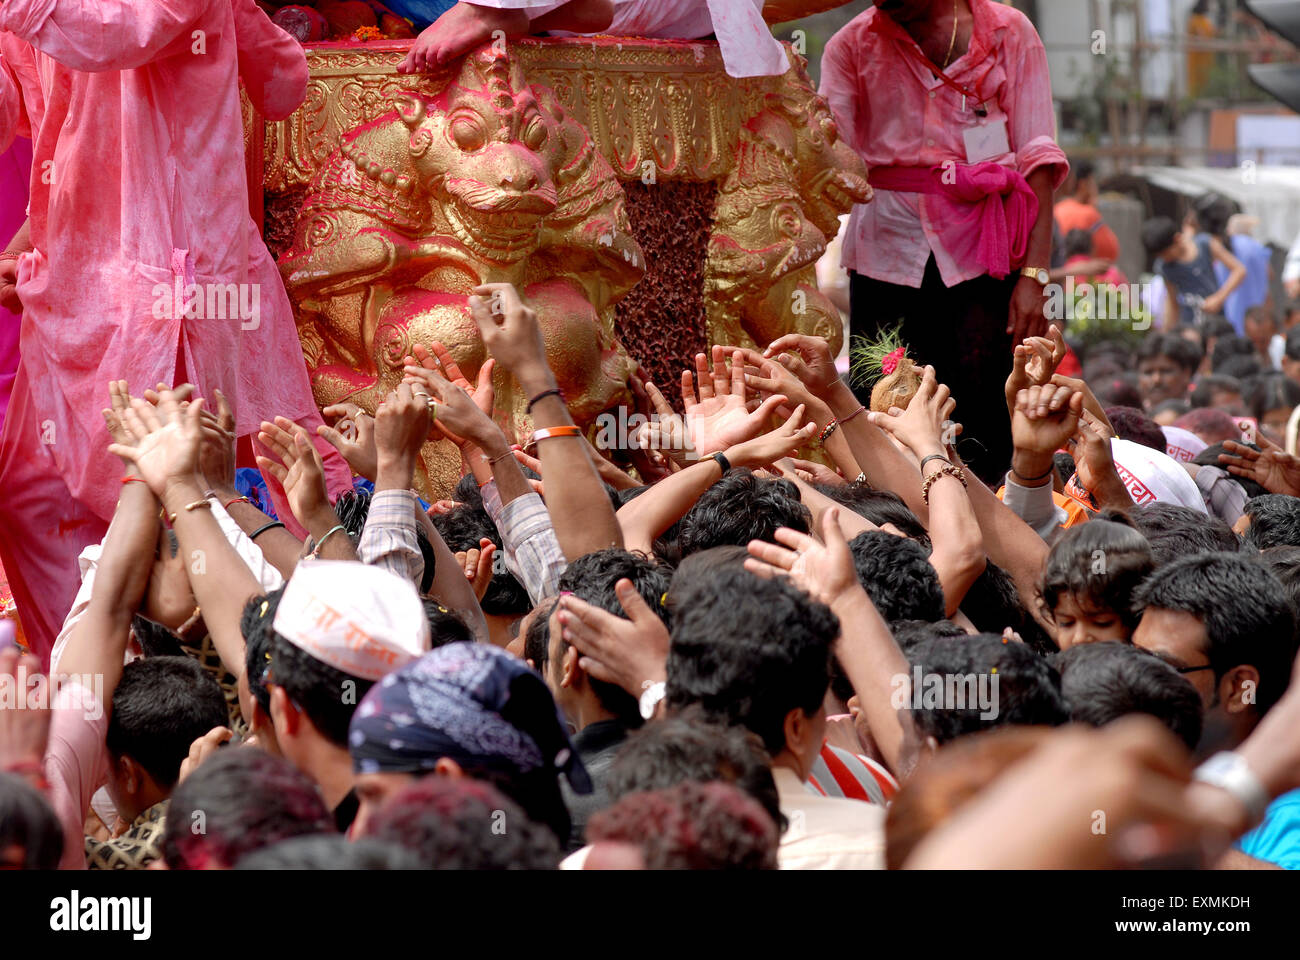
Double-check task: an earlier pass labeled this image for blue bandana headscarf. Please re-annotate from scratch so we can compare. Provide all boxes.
[349,642,591,794]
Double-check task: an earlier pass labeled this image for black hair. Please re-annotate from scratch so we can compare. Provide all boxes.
[422,599,475,648]
[1247,373,1300,421]
[163,748,335,869]
[1052,641,1204,750]
[105,656,229,790]
[1038,519,1155,631]
[666,567,838,756]
[1244,495,1300,550]
[889,618,969,657]
[241,589,283,717]
[847,531,945,623]
[235,835,420,870]
[1264,545,1300,622]
[1071,156,1096,185]
[1285,326,1300,362]
[523,597,558,675]
[1091,374,1144,410]
[1218,355,1265,381]
[1053,451,1077,482]
[817,485,930,546]
[1137,333,1202,373]
[1134,552,1299,714]
[1189,374,1243,409]
[959,560,1056,656]
[1104,406,1167,452]
[553,548,672,728]
[270,627,375,746]
[361,774,561,869]
[0,773,64,869]
[1141,216,1181,256]
[1211,335,1259,370]
[676,469,811,558]
[1063,228,1094,260]
[430,504,529,615]
[906,634,1070,745]
[1151,399,1191,421]
[1113,503,1240,566]
[1245,305,1278,330]
[606,705,784,831]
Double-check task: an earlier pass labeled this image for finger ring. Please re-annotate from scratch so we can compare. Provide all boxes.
[413,390,429,400]
[427,400,437,420]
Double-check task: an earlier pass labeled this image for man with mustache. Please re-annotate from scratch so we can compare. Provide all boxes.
[821,0,1068,483]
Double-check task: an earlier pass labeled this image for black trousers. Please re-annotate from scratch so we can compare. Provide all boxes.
[849,258,1017,486]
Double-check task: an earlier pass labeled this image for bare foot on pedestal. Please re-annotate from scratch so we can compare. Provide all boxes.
[399,2,531,73]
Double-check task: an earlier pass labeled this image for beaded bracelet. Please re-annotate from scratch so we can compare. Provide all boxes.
[921,464,968,505]
[817,418,840,446]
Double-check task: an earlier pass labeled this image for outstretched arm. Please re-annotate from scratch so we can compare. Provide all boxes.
[471,282,622,560]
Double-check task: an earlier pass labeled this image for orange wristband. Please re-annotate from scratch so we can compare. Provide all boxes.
[531,425,581,442]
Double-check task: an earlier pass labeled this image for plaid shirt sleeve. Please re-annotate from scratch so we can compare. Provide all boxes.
[358,488,425,589]
[481,480,566,603]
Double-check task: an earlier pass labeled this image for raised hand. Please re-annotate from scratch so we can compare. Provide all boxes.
[1219,439,1300,497]
[404,342,495,448]
[198,389,237,494]
[0,646,50,781]
[1070,416,1132,509]
[736,346,830,424]
[468,282,552,392]
[866,365,956,460]
[107,388,206,496]
[403,363,500,452]
[1011,384,1084,457]
[454,538,496,602]
[632,379,690,467]
[555,578,669,697]
[317,402,378,482]
[763,333,841,400]
[1005,325,1067,413]
[374,383,435,489]
[744,507,862,609]
[683,345,788,457]
[256,417,332,528]
[725,404,818,470]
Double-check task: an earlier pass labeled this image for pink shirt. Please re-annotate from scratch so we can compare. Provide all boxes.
[819,0,1067,288]
[0,0,319,522]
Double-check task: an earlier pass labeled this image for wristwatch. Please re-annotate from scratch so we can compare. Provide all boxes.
[1193,752,1270,825]
[1021,266,1050,286]
[639,681,667,720]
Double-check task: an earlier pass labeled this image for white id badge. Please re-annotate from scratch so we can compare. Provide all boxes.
[963,117,1010,163]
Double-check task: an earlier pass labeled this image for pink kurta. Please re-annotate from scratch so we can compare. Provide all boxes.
[819,0,1068,288]
[0,0,351,661]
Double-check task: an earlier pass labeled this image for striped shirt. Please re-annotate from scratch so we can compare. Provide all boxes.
[807,742,899,807]
[481,482,567,604]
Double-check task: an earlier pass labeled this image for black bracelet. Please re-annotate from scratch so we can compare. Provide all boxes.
[249,520,286,541]
[711,452,732,475]
[526,387,564,413]
[919,453,951,474]
[1010,465,1055,485]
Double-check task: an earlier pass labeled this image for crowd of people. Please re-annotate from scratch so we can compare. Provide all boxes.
[2,0,1300,878]
[4,270,1300,871]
